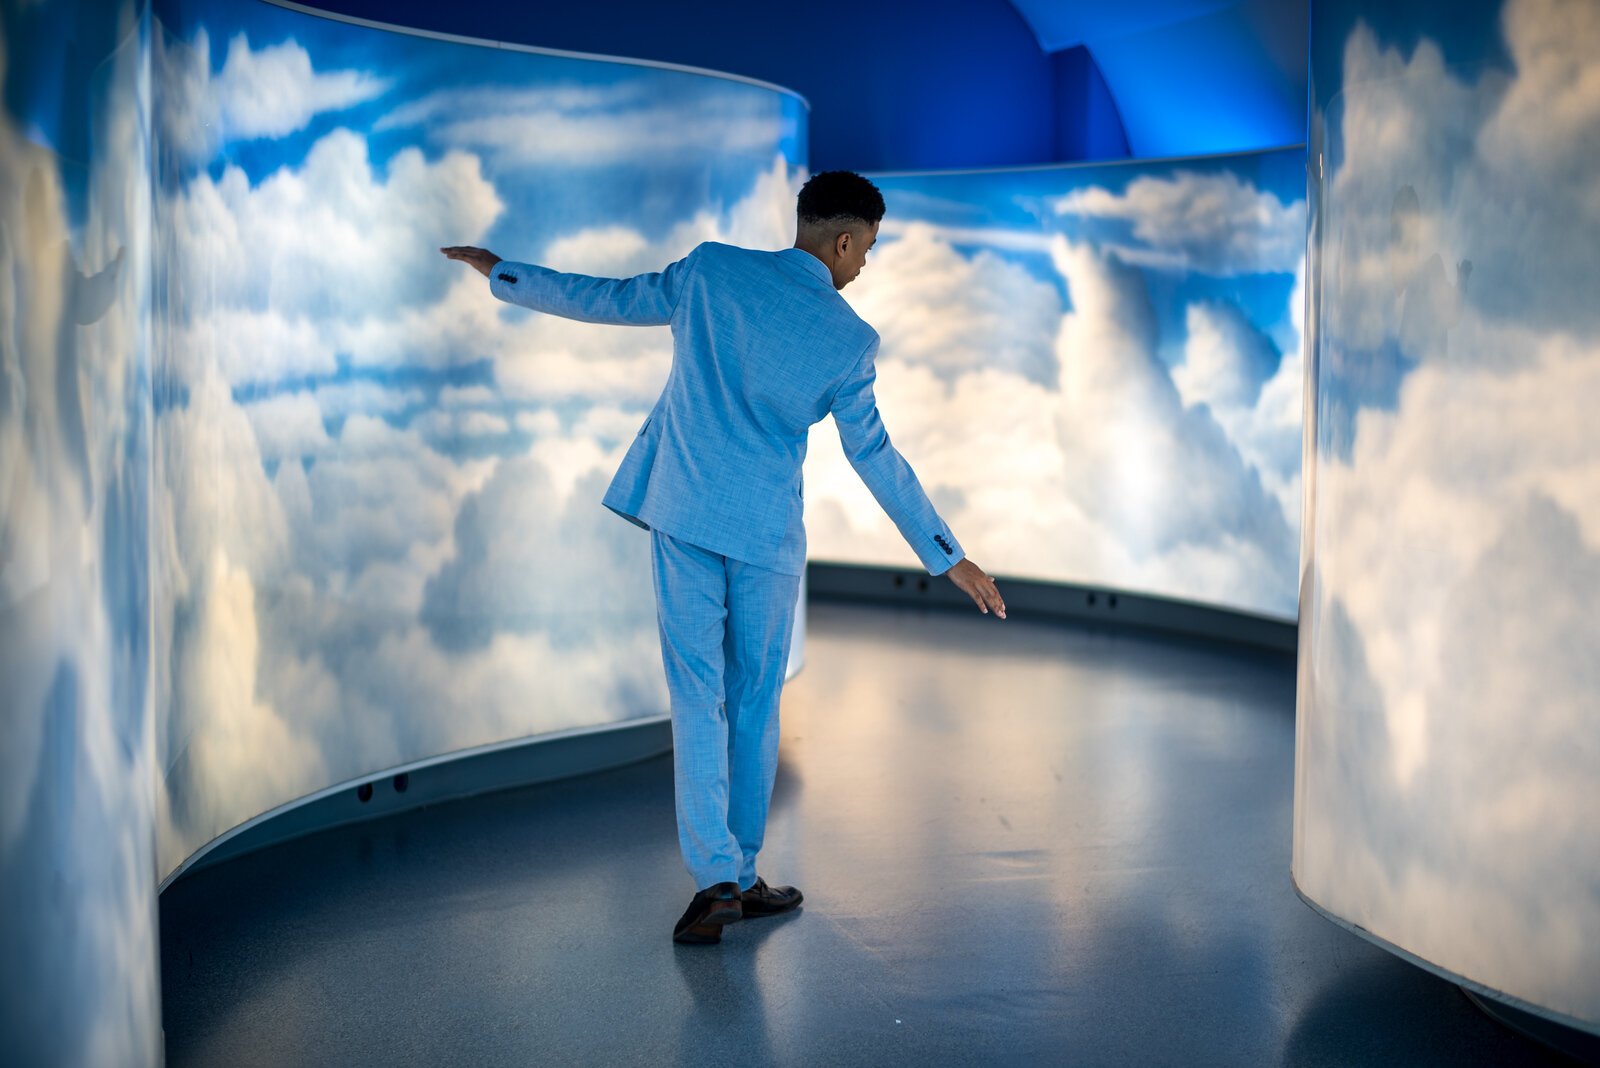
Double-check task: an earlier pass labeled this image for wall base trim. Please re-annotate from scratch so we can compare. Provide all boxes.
[806,562,1296,654]
[163,716,672,891]
[1291,874,1600,1045]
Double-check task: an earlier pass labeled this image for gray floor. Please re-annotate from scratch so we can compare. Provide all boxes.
[159,602,1569,1066]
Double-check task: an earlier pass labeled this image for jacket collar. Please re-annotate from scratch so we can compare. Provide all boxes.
[777,247,834,286]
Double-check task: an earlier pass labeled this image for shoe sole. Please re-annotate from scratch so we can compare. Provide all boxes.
[740,891,803,919]
[672,901,743,944]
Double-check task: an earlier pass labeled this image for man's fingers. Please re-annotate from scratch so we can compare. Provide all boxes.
[957,573,1004,618]
[440,247,496,278]
[980,576,1006,619]
[948,565,999,619]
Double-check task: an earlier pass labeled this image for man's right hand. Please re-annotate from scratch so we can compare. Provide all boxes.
[440,246,501,278]
[947,558,1006,619]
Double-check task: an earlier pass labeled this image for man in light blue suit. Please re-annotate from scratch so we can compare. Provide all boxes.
[443,172,1005,944]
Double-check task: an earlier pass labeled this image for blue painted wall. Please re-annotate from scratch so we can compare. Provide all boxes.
[1052,45,1130,161]
[1088,0,1307,158]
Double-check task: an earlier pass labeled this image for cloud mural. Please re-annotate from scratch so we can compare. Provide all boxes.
[805,149,1307,620]
[145,1,806,882]
[1295,0,1600,1031]
[1054,168,1306,275]
[1,0,163,1062]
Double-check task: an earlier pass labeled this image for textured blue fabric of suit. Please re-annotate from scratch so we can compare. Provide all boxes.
[649,529,800,888]
[490,241,964,891]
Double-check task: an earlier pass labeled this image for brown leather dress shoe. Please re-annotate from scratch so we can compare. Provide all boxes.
[740,877,803,917]
[672,882,743,944]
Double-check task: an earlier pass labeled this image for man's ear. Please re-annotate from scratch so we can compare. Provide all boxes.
[835,230,852,258]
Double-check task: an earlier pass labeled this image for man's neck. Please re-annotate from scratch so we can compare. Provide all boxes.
[792,240,831,267]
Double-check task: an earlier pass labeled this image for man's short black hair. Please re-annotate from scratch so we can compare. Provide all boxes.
[797,171,885,226]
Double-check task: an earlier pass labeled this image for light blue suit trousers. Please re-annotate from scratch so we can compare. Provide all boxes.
[650,530,800,889]
[491,242,962,889]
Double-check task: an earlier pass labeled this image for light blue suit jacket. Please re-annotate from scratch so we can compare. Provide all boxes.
[490,242,964,578]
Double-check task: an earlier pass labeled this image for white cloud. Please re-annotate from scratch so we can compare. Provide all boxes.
[171,131,502,322]
[414,408,511,441]
[877,219,1055,255]
[169,548,328,830]
[155,368,292,592]
[539,153,802,273]
[335,272,507,371]
[438,384,498,409]
[538,225,652,278]
[844,222,1062,387]
[242,391,331,461]
[1480,0,1600,193]
[213,32,388,140]
[177,307,337,385]
[310,380,424,420]
[1170,281,1307,532]
[1174,300,1282,410]
[377,82,794,169]
[421,456,657,650]
[515,409,561,437]
[290,415,482,586]
[1055,169,1305,275]
[154,29,387,162]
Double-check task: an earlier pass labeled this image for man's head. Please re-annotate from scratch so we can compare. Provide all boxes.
[794,171,884,290]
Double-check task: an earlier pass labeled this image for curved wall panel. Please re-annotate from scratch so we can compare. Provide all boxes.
[149,1,807,882]
[0,1,162,1062]
[1294,0,1600,1033]
[806,149,1306,620]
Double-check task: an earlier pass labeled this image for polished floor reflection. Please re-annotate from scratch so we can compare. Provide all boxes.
[159,602,1563,1065]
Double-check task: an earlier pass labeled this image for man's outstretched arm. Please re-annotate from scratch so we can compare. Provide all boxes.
[830,338,1006,619]
[440,245,693,326]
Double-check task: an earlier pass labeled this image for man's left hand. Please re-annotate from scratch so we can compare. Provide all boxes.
[946,558,1006,619]
[440,246,501,278]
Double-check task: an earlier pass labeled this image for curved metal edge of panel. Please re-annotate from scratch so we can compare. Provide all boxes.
[869,141,1308,179]
[256,0,813,109]
[1290,874,1600,1048]
[806,561,1297,655]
